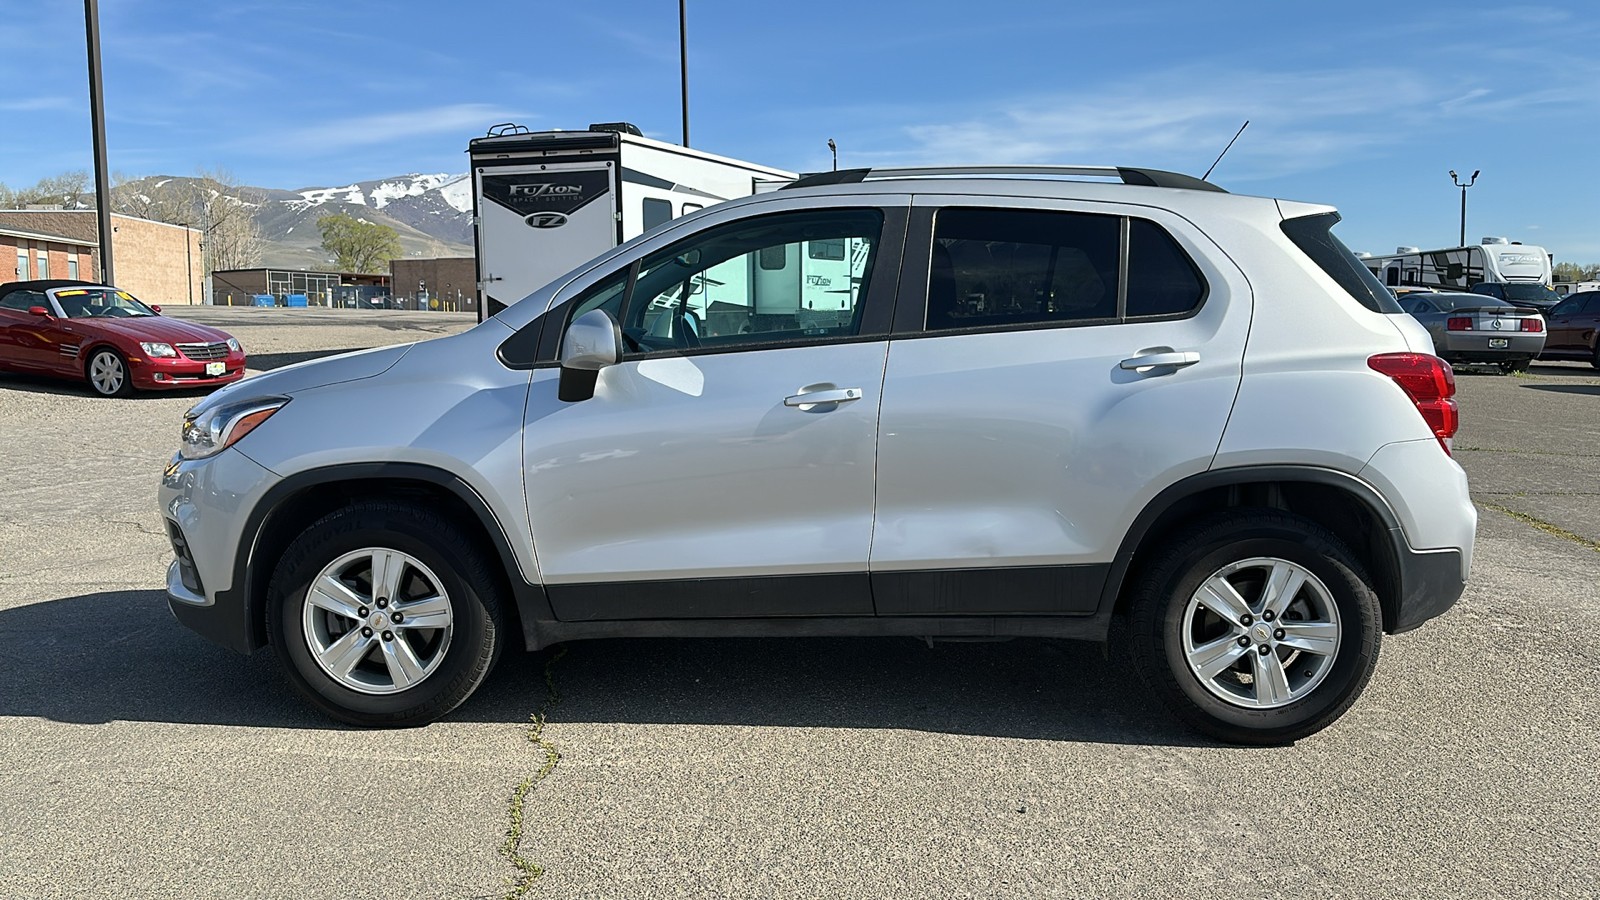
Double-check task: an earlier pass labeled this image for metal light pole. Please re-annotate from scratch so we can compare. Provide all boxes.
[85,0,114,283]
[679,0,690,147]
[828,138,837,171]
[1449,169,1479,247]
[180,223,193,304]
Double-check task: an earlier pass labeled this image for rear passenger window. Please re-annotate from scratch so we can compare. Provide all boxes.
[928,209,1119,331]
[1127,218,1205,317]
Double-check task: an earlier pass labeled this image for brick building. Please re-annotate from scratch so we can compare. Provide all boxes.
[391,257,476,312]
[0,210,202,305]
[1,225,97,285]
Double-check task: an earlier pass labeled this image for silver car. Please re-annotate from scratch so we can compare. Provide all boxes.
[1400,291,1546,373]
[161,166,1476,744]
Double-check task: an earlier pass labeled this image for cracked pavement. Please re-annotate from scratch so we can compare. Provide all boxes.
[1,312,1596,898]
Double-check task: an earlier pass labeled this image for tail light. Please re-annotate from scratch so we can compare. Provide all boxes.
[1446,316,1472,331]
[1368,353,1459,455]
[1521,318,1543,333]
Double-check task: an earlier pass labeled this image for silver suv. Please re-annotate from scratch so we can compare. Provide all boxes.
[161,166,1475,744]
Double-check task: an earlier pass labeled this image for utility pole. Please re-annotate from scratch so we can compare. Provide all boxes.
[1449,169,1479,247]
[85,0,114,283]
[679,0,690,147]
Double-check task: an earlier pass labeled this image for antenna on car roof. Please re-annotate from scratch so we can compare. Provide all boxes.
[1202,120,1249,181]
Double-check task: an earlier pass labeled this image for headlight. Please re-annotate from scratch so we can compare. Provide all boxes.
[180,396,288,460]
[141,342,177,358]
[226,337,241,353]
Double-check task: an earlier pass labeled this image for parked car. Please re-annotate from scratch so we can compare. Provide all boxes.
[1399,291,1545,372]
[160,166,1475,745]
[0,279,246,397]
[1537,290,1600,368]
[1470,281,1563,311]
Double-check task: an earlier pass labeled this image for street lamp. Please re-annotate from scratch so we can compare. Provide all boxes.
[1449,169,1479,247]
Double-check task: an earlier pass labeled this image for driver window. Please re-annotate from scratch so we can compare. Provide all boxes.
[616,208,882,355]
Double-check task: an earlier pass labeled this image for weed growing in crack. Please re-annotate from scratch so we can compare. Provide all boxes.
[500,645,568,899]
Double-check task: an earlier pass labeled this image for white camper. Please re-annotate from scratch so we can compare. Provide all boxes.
[468,122,795,318]
[1362,237,1553,290]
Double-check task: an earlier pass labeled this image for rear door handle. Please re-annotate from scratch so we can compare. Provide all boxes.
[1119,350,1200,372]
[784,387,862,408]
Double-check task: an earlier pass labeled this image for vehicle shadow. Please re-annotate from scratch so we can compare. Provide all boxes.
[0,590,1206,747]
[1520,383,1600,397]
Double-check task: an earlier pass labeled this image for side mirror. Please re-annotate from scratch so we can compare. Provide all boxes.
[27,306,52,318]
[558,309,622,402]
[151,304,162,314]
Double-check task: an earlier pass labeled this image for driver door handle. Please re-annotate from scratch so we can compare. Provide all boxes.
[1119,350,1200,372]
[784,387,862,408]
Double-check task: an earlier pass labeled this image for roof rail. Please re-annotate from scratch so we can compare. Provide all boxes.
[782,165,1225,193]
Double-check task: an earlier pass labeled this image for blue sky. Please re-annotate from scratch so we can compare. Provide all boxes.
[4,1,1599,262]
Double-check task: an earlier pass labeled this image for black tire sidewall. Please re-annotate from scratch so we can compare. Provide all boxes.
[1133,515,1381,744]
[268,504,502,726]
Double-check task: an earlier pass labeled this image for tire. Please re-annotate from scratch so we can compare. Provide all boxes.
[85,347,133,397]
[1590,344,1600,371]
[267,501,507,726]
[1127,510,1381,745]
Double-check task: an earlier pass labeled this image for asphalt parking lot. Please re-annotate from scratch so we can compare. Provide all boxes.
[1,308,1596,899]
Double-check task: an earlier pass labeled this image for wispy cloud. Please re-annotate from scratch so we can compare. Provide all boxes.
[250,103,527,156]
[0,97,78,113]
[845,66,1434,179]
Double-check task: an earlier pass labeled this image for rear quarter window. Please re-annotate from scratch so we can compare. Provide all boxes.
[1281,212,1402,314]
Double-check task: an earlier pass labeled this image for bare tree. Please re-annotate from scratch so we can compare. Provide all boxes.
[109,167,264,273]
[2,171,91,208]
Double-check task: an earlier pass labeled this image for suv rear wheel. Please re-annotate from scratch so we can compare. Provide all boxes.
[267,501,506,726]
[1128,510,1381,745]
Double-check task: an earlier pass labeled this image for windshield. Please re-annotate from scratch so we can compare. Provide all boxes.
[1498,283,1560,303]
[52,287,157,319]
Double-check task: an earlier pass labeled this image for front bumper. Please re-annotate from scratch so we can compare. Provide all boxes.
[161,446,281,654]
[133,352,249,389]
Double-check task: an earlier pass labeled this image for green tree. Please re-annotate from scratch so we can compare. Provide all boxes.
[1554,262,1600,282]
[317,213,401,274]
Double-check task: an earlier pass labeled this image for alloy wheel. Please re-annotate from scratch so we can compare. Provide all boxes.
[88,351,125,395]
[301,547,455,695]
[1180,556,1342,709]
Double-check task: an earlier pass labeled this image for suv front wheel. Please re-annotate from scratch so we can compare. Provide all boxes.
[267,501,507,726]
[1128,510,1381,745]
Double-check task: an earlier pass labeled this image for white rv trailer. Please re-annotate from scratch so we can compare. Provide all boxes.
[468,122,795,318]
[1361,237,1553,290]
[1554,281,1600,297]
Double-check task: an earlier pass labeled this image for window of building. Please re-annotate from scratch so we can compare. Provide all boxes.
[36,246,49,280]
[16,247,29,281]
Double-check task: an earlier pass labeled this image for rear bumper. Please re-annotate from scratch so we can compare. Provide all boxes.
[1390,543,1466,633]
[1437,333,1544,362]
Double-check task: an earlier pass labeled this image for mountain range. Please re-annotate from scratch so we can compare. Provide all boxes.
[121,172,477,269]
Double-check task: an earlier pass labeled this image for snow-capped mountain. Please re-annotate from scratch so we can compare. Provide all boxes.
[283,172,476,247]
[117,172,477,268]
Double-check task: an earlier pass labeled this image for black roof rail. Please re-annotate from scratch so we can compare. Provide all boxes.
[780,165,1225,193]
[782,169,872,190]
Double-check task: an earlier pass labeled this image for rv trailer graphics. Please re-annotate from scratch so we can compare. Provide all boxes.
[469,125,796,318]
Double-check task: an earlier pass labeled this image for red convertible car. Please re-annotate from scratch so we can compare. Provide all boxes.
[0,279,246,397]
